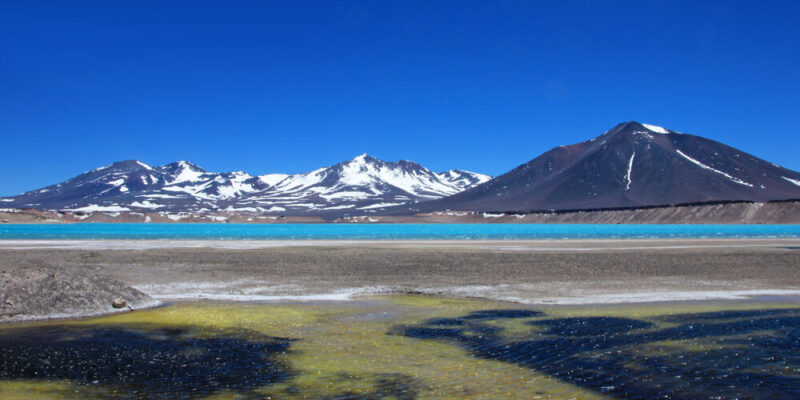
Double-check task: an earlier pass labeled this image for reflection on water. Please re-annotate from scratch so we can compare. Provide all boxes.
[0,298,799,399]
[397,307,800,399]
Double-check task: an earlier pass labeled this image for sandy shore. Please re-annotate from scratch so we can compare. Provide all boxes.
[2,237,799,250]
[2,239,799,315]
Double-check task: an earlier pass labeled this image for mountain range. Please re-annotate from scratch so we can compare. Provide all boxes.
[0,154,490,216]
[3,121,799,219]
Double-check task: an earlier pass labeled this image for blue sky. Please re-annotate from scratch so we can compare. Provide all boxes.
[1,1,799,196]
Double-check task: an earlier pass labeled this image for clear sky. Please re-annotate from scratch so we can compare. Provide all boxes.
[1,1,799,196]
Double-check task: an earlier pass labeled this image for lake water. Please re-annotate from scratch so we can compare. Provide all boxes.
[1,223,799,240]
[2,297,800,399]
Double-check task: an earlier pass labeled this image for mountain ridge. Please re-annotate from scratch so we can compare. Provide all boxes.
[4,121,800,218]
[0,154,491,215]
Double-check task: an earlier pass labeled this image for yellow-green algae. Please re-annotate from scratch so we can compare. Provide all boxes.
[2,295,799,399]
[0,380,76,400]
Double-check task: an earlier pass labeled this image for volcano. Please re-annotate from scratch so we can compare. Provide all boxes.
[411,121,800,213]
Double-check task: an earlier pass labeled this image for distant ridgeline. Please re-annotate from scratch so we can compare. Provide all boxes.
[2,121,800,218]
[0,155,490,217]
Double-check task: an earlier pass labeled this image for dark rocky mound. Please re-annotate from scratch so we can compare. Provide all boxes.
[1,263,159,323]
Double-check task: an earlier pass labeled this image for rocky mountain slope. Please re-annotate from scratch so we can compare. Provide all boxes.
[407,121,800,213]
[0,155,490,216]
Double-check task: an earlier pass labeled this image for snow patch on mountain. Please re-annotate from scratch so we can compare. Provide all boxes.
[358,202,406,210]
[642,123,669,134]
[322,204,356,210]
[70,204,131,212]
[258,174,289,186]
[271,168,326,192]
[130,200,164,209]
[320,191,370,200]
[782,176,800,187]
[625,152,635,190]
[437,169,492,188]
[676,150,753,187]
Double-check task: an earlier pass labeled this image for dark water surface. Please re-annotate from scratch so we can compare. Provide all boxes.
[398,307,800,399]
[0,325,293,399]
[1,300,800,399]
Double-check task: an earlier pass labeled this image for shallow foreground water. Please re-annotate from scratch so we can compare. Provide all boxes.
[2,296,800,399]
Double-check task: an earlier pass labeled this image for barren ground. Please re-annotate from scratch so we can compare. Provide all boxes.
[2,239,799,316]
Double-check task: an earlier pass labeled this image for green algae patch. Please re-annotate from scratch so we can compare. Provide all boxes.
[0,380,77,400]
[62,302,324,337]
[2,295,800,399]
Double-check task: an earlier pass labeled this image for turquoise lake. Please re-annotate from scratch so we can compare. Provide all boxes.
[1,223,799,240]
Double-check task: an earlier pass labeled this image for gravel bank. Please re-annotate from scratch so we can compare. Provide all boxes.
[0,261,160,323]
[1,239,798,316]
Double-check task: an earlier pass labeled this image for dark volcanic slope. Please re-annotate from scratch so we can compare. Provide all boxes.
[411,121,800,212]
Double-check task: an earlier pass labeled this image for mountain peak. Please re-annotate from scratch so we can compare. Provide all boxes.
[162,160,207,184]
[165,160,205,172]
[352,153,377,163]
[592,121,675,143]
[94,160,152,173]
[639,122,670,134]
[618,121,671,134]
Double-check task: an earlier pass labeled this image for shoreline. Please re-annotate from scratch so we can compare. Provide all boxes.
[5,289,800,326]
[1,237,799,250]
[145,287,800,306]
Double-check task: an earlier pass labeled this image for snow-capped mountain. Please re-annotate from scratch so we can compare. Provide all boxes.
[234,154,490,214]
[407,121,800,213]
[0,154,490,215]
